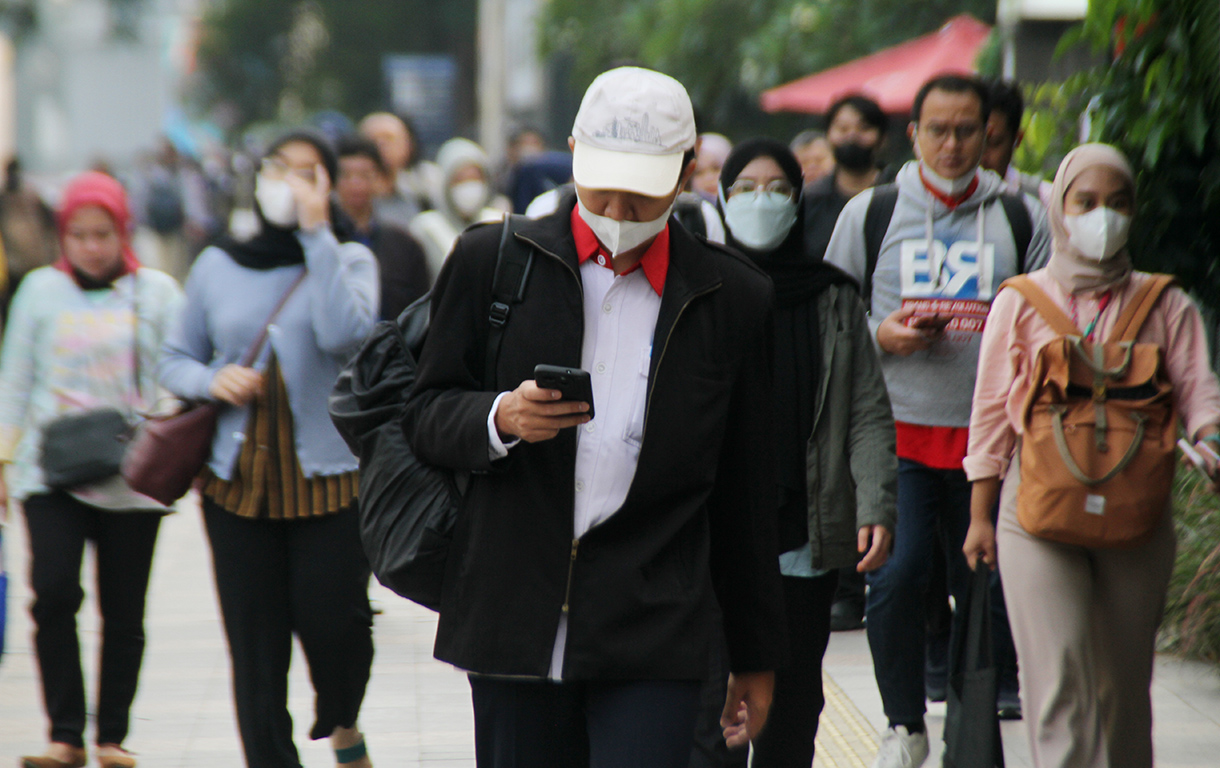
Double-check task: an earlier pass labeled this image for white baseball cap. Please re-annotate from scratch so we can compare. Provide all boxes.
[571,67,697,198]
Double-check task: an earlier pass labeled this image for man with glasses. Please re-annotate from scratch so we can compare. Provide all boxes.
[823,73,1049,768]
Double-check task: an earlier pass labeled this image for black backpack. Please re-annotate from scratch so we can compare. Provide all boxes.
[860,183,1033,302]
[329,215,533,610]
[146,172,186,234]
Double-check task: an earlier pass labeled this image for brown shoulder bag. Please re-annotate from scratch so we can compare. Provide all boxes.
[1003,274,1177,548]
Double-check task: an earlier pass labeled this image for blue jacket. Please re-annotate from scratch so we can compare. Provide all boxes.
[159,227,379,480]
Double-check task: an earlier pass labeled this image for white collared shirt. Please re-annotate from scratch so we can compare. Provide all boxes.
[487,251,662,679]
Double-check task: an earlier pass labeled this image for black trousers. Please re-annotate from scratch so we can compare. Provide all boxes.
[469,675,702,768]
[202,499,374,768]
[23,491,162,748]
[751,572,839,768]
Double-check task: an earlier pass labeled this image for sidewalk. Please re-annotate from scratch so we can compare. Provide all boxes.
[3,496,1220,767]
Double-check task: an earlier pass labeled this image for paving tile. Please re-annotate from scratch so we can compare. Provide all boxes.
[4,494,1220,767]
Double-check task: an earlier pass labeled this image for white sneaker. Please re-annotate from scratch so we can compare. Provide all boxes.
[870,725,929,768]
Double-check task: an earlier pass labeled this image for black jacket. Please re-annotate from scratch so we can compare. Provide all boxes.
[365,219,429,321]
[402,196,787,680]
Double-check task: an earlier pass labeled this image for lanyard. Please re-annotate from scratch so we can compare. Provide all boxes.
[1080,290,1113,341]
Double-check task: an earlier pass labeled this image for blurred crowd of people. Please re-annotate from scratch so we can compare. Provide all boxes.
[0,64,1217,768]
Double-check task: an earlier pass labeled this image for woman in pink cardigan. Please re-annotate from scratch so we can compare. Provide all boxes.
[962,143,1220,768]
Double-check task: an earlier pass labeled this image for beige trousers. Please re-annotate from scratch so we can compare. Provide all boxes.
[996,456,1176,768]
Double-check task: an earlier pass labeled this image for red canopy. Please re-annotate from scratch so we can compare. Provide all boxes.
[760,14,993,116]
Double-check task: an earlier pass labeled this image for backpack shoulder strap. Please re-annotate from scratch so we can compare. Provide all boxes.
[673,194,708,238]
[862,184,899,302]
[999,275,1081,336]
[997,193,1033,274]
[1108,274,1177,344]
[485,214,534,385]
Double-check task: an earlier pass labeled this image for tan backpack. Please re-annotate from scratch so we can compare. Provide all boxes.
[1002,274,1178,548]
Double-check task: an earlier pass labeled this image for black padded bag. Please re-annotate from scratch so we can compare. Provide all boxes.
[330,216,532,610]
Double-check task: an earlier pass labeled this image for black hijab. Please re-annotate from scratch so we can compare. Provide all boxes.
[719,138,858,552]
[219,129,357,270]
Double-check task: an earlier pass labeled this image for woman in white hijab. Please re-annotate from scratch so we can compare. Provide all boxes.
[962,143,1220,768]
[409,138,508,282]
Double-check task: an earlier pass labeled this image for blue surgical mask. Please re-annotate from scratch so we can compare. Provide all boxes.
[721,190,798,252]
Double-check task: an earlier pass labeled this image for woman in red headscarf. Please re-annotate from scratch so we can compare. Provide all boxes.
[0,171,184,768]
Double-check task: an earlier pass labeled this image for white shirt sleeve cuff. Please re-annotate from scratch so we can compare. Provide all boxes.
[487,391,520,460]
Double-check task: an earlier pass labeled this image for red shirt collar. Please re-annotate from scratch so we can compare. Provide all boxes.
[919,166,979,210]
[570,205,669,296]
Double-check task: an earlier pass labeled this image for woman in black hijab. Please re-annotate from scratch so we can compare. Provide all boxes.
[160,129,378,768]
[717,139,897,767]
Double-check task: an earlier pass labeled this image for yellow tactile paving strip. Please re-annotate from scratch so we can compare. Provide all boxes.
[814,671,880,767]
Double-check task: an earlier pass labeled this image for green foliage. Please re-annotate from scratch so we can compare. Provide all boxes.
[1056,0,1220,668]
[1022,0,1219,311]
[538,0,997,132]
[1163,469,1220,662]
[193,0,477,133]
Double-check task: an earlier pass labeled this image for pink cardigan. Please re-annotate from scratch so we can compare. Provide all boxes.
[964,269,1220,481]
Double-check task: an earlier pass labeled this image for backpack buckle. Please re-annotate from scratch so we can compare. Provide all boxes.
[488,302,511,327]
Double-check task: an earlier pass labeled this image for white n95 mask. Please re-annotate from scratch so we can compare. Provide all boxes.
[722,192,798,252]
[1064,207,1132,261]
[576,195,674,257]
[254,175,298,228]
[450,180,489,219]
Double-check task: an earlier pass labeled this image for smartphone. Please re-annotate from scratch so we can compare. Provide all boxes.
[908,313,953,331]
[533,364,595,421]
[1178,438,1211,476]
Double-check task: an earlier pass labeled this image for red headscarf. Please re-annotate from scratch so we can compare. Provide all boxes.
[54,171,141,282]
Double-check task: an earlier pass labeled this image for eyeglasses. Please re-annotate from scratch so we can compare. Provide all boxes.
[726,178,796,202]
[259,157,317,183]
[917,121,983,144]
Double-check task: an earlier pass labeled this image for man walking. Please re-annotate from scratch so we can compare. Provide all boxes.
[402,66,786,768]
[824,74,1050,768]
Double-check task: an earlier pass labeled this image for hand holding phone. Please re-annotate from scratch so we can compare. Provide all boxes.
[908,313,952,331]
[533,364,595,421]
[1178,438,1219,487]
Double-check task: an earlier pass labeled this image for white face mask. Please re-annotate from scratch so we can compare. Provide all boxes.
[449,180,488,219]
[722,191,798,252]
[254,175,298,228]
[1064,206,1132,261]
[576,192,676,257]
[920,162,976,197]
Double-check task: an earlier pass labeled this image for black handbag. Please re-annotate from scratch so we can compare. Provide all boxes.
[39,408,131,489]
[943,563,1006,768]
[329,215,531,610]
[38,281,142,490]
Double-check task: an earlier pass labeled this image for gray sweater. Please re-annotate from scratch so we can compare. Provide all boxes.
[159,227,379,480]
[824,162,1050,428]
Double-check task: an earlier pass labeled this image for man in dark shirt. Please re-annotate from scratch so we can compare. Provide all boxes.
[802,94,890,263]
[799,94,891,632]
[335,136,430,320]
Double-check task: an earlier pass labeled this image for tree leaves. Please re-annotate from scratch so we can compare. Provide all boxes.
[537,0,996,130]
[1029,0,1219,311]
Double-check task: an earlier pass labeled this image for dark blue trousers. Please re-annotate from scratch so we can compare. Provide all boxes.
[469,675,702,768]
[865,459,974,726]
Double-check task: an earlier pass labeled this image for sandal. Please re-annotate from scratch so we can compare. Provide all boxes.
[95,744,136,768]
[20,745,87,768]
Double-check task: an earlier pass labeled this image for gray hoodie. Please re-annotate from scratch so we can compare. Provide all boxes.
[824,160,1050,428]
